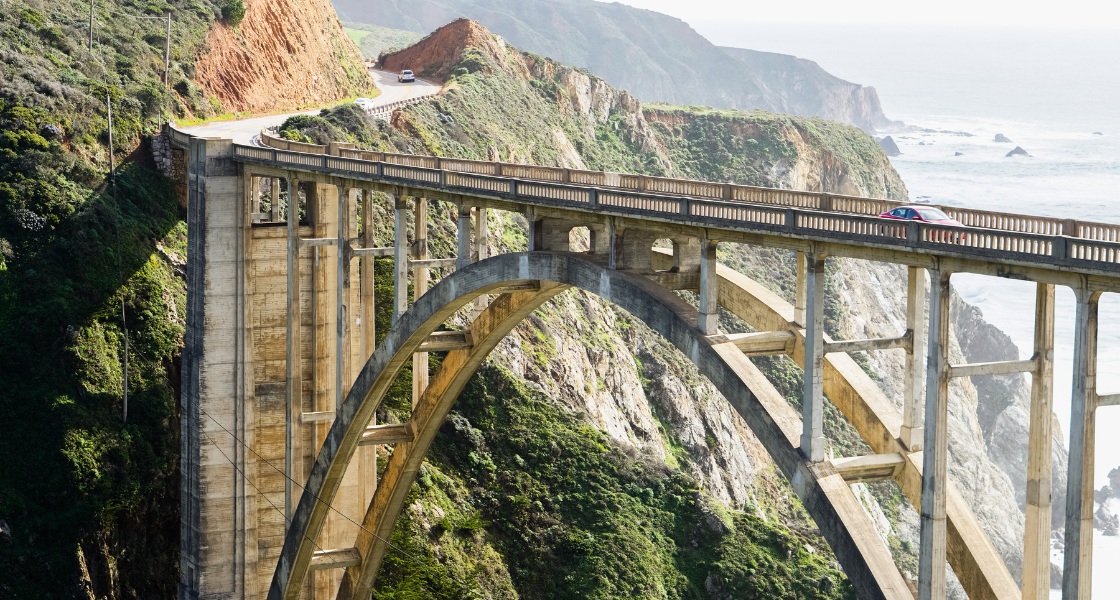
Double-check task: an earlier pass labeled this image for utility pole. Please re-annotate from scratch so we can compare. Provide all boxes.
[122,299,128,423]
[107,92,115,182]
[88,0,94,50]
[164,12,171,87]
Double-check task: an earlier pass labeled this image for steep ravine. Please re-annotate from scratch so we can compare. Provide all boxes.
[281,21,1068,597]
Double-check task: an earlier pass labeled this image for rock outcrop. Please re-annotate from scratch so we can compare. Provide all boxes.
[1006,146,1030,157]
[194,0,372,113]
[877,135,901,156]
[994,133,1013,143]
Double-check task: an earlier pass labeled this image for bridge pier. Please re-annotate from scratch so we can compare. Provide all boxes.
[901,266,928,452]
[413,197,430,403]
[918,269,952,600]
[1063,289,1101,600]
[698,239,719,334]
[1023,282,1056,599]
[393,194,408,321]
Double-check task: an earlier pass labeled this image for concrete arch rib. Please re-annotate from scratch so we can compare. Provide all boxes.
[270,252,910,600]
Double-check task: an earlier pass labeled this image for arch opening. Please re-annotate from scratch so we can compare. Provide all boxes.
[270,252,917,600]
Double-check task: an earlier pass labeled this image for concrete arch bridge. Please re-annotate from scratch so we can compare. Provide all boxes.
[169,127,1120,600]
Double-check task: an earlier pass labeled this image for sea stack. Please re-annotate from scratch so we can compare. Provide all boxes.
[1006,146,1030,157]
[994,133,1013,143]
[876,135,901,157]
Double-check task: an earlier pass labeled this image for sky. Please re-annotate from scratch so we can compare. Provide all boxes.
[610,0,1120,30]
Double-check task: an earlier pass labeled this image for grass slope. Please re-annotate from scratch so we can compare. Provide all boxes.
[0,0,229,596]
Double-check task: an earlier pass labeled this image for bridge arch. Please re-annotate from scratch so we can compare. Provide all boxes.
[269,251,918,600]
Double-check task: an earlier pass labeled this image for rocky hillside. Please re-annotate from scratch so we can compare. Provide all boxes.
[195,0,373,114]
[280,21,1071,597]
[331,0,897,131]
[0,0,369,597]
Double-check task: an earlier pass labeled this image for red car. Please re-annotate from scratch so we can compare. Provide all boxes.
[878,205,967,242]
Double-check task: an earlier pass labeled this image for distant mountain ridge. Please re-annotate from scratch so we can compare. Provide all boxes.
[330,0,899,131]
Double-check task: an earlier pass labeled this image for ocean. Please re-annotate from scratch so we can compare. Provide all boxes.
[691,21,1120,592]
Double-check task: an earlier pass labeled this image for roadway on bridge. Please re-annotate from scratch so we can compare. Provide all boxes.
[179,69,440,144]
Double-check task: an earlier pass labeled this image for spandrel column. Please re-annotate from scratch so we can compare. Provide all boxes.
[800,252,826,462]
[918,269,951,600]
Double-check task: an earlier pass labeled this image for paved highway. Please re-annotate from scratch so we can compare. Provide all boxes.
[180,69,440,144]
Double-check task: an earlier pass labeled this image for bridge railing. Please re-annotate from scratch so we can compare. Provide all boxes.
[231,143,1120,273]
[249,127,1120,244]
[175,121,1114,247]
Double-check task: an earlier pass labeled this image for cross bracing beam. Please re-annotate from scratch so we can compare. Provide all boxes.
[708,330,796,356]
[418,330,473,352]
[299,411,334,424]
[824,333,910,354]
[830,453,906,483]
[309,548,362,571]
[948,358,1038,378]
[299,237,337,247]
[409,257,458,269]
[350,246,393,258]
[1098,393,1120,407]
[357,423,414,446]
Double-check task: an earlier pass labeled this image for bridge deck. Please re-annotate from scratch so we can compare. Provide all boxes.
[227,143,1120,287]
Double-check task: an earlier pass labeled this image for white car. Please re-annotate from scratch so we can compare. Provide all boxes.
[398,69,415,83]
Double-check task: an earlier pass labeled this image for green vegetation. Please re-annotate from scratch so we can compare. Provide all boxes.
[372,365,855,600]
[219,0,246,26]
[0,0,226,596]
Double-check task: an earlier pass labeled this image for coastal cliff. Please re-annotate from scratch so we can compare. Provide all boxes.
[331,0,897,131]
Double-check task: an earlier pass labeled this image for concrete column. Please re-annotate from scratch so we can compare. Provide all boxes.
[607,219,619,270]
[334,184,351,412]
[588,223,612,257]
[540,218,574,252]
[901,266,928,451]
[1023,282,1056,599]
[412,197,429,403]
[284,176,302,523]
[1063,288,1101,600]
[456,203,471,270]
[359,190,375,361]
[698,239,719,334]
[800,252,826,461]
[618,228,659,272]
[472,205,490,317]
[270,177,280,222]
[918,270,951,600]
[311,183,335,428]
[672,237,701,273]
[392,195,408,322]
[794,251,808,326]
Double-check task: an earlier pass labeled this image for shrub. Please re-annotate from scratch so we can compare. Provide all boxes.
[219,0,245,26]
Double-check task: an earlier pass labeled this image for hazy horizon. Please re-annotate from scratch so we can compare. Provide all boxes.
[611,0,1120,31]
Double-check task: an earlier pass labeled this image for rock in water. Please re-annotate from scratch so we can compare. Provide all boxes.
[994,133,1013,143]
[876,135,901,157]
[954,151,964,156]
[1006,146,1030,157]
[1093,131,1104,135]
